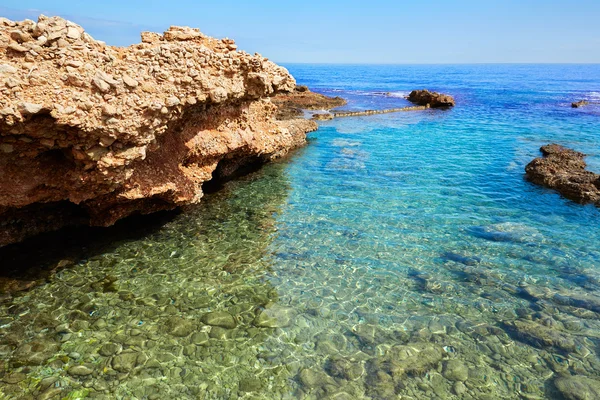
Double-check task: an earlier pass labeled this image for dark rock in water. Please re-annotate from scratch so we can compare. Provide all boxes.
[572,100,589,108]
[164,316,194,337]
[12,339,60,367]
[298,368,335,389]
[239,377,262,392]
[325,356,365,381]
[111,352,145,372]
[441,251,481,266]
[407,89,455,108]
[370,342,443,378]
[442,360,469,382]
[201,311,237,329]
[502,319,577,353]
[525,144,600,206]
[554,375,600,400]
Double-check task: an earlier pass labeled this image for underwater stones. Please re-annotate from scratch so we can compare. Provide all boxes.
[201,311,236,329]
[503,320,577,352]
[99,342,122,357]
[298,368,335,389]
[468,222,540,243]
[190,331,209,345]
[351,324,378,346]
[164,316,194,337]
[12,339,59,366]
[324,357,365,381]
[238,377,263,392]
[111,352,145,372]
[442,360,469,382]
[2,371,26,383]
[525,144,600,206]
[554,375,600,400]
[208,326,232,340]
[68,364,94,376]
[441,251,481,266]
[252,307,294,328]
[453,381,467,395]
[372,342,444,378]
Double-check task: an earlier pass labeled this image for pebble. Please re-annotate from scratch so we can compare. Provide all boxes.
[201,311,236,329]
[99,342,122,357]
[68,365,94,376]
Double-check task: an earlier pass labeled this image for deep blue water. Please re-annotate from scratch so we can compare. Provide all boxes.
[3,64,600,399]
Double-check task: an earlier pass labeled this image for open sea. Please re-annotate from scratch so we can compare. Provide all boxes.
[2,64,600,399]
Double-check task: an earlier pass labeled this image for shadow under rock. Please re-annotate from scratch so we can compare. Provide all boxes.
[0,209,179,296]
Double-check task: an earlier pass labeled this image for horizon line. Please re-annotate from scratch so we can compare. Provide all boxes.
[278,62,600,66]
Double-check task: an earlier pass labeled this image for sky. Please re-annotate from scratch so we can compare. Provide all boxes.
[2,1,600,64]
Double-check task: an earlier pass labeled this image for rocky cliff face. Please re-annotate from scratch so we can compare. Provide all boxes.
[0,16,317,246]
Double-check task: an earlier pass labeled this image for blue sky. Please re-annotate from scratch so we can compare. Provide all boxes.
[2,1,600,63]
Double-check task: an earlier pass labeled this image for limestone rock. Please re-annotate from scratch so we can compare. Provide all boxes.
[0,15,317,247]
[272,85,347,120]
[525,144,600,206]
[68,365,94,376]
[407,89,455,108]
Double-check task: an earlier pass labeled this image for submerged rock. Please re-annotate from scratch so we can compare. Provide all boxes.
[201,311,237,329]
[407,89,455,108]
[502,319,577,353]
[442,360,469,382]
[0,15,317,246]
[324,356,365,381]
[554,375,600,400]
[525,144,600,205]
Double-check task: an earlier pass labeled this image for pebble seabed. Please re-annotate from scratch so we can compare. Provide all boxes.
[2,145,600,399]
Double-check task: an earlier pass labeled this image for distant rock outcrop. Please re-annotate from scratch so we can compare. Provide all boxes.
[572,100,589,108]
[407,89,455,108]
[271,86,347,120]
[0,15,317,246]
[525,144,600,205]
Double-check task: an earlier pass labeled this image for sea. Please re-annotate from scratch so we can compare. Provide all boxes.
[1,64,600,399]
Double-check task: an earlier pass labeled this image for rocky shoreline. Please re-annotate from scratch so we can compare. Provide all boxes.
[525,144,600,205]
[0,16,318,247]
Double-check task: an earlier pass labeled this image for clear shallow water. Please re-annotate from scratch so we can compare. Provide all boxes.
[2,64,600,399]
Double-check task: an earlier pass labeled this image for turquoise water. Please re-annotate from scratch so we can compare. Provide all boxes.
[2,64,600,399]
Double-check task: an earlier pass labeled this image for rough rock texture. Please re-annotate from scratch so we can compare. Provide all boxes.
[525,144,600,205]
[0,16,317,246]
[407,89,455,108]
[271,86,347,120]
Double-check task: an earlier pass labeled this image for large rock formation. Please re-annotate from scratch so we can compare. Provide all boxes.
[525,144,600,205]
[0,16,317,246]
[407,89,455,108]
